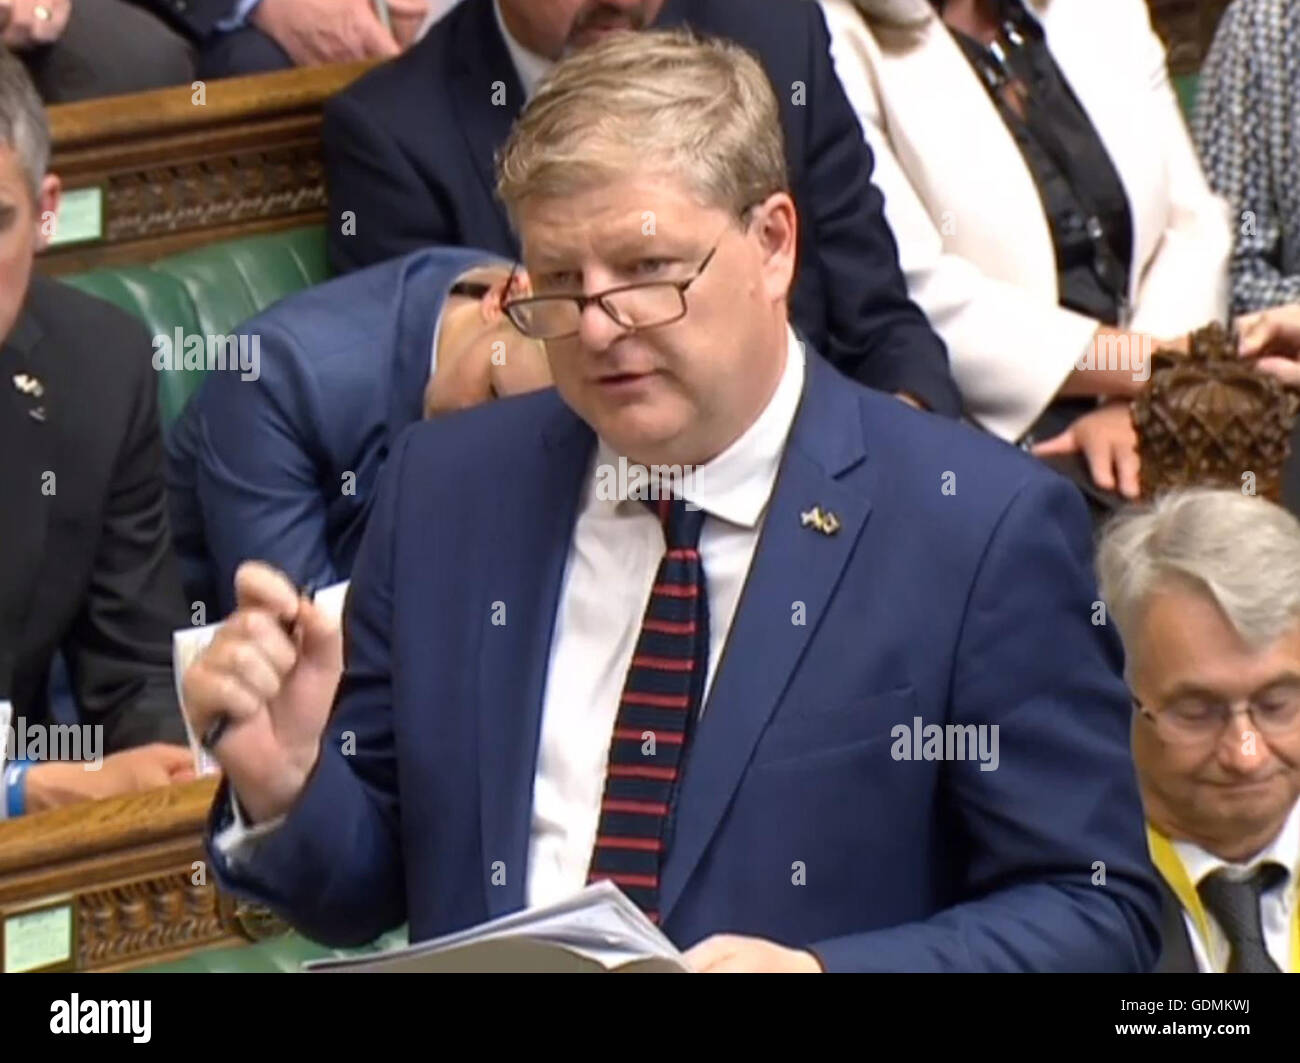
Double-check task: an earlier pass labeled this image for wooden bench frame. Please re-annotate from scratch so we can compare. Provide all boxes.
[0,778,283,972]
[38,61,375,276]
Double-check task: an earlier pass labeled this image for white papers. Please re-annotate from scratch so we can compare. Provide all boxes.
[171,581,350,776]
[304,881,690,973]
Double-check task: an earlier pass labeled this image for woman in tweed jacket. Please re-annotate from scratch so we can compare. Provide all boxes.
[1195,0,1300,315]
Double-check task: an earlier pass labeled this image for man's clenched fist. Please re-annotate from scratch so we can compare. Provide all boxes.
[182,562,343,824]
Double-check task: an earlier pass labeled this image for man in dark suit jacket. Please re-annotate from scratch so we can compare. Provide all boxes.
[322,0,963,417]
[0,50,194,814]
[166,245,549,615]
[187,32,1158,970]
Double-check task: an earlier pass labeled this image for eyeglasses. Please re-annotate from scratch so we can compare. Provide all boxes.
[501,244,721,341]
[1135,685,1300,747]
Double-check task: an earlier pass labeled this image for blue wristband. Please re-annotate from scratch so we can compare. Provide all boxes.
[4,759,33,818]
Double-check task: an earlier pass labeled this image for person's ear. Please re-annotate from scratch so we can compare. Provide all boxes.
[34,173,61,252]
[751,192,797,304]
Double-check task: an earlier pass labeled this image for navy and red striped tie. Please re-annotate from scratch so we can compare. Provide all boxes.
[587,496,709,923]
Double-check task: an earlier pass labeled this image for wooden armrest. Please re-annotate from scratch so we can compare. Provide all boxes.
[0,777,218,876]
[0,777,282,971]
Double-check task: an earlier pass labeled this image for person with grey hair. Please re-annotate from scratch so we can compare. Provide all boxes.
[0,48,197,819]
[188,29,1158,972]
[1097,488,1300,973]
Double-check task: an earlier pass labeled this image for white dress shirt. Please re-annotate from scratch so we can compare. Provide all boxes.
[1171,797,1300,973]
[527,331,803,907]
[217,332,805,898]
[493,0,553,101]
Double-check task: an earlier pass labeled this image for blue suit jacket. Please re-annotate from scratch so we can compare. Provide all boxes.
[322,0,962,417]
[166,247,498,614]
[207,347,1161,971]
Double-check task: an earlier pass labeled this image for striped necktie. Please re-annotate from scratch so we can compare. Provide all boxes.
[587,496,710,923]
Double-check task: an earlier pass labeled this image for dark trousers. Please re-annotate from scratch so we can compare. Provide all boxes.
[194,25,292,79]
[19,0,195,102]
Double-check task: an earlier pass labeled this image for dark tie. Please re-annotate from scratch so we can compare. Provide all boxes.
[1197,863,1288,973]
[587,497,709,923]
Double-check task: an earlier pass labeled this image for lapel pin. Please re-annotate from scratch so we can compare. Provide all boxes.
[12,373,44,399]
[800,506,841,536]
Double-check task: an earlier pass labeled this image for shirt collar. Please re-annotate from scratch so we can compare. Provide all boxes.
[493,0,554,100]
[1173,796,1300,894]
[592,327,805,529]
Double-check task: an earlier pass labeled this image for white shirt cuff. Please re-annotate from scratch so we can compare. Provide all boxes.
[213,788,286,861]
[215,0,265,33]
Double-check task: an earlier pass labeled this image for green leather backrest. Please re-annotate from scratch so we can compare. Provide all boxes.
[1175,73,1199,122]
[60,226,330,426]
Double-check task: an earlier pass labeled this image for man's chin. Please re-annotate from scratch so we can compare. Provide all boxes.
[567,23,637,51]
[595,412,690,463]
[1201,778,1292,825]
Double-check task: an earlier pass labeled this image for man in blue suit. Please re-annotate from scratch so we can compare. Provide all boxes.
[165,247,550,615]
[322,0,963,418]
[186,31,1159,971]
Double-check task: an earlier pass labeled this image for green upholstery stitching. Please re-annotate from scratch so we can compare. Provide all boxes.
[60,226,330,426]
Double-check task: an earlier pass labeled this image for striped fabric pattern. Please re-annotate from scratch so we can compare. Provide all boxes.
[587,497,710,922]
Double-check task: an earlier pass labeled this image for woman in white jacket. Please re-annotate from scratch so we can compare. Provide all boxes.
[818,0,1231,501]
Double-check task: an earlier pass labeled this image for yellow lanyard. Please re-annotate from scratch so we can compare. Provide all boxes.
[1147,824,1300,973]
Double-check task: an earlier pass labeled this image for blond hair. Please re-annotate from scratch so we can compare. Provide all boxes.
[496,28,788,225]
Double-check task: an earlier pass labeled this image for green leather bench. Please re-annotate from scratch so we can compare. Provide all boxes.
[1174,73,1199,121]
[59,226,330,427]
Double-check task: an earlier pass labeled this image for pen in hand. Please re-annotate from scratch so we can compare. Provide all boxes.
[200,581,318,754]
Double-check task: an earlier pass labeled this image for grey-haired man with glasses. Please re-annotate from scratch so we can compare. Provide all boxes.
[1099,488,1300,973]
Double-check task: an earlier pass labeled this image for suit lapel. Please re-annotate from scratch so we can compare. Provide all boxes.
[0,306,53,692]
[655,0,693,26]
[1154,875,1199,973]
[477,404,594,916]
[1034,0,1159,306]
[449,0,524,254]
[659,354,874,922]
